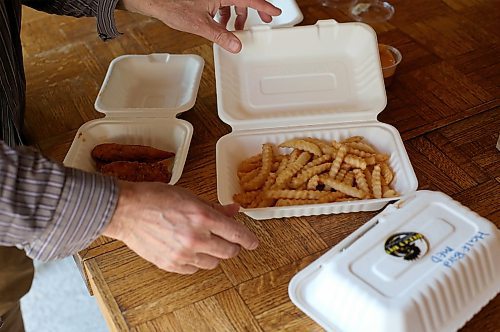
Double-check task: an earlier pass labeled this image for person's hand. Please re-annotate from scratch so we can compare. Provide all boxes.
[118,0,282,53]
[102,181,259,274]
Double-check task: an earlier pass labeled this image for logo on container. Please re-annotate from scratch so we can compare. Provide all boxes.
[385,232,429,261]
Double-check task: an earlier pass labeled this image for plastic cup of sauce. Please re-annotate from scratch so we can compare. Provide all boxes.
[378,44,402,87]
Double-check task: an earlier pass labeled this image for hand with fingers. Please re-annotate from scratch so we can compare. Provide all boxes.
[102,181,259,274]
[118,0,282,53]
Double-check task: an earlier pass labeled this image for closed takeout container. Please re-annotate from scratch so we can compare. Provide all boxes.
[289,190,500,332]
[213,20,418,220]
[214,0,303,31]
[64,53,204,184]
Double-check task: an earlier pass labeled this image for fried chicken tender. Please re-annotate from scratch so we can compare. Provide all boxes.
[92,143,175,163]
[100,159,172,183]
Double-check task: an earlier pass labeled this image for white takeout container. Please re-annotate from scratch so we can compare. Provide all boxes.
[64,53,204,184]
[214,20,418,220]
[214,0,303,31]
[289,190,500,332]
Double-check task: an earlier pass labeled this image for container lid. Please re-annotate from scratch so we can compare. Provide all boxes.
[95,53,204,118]
[213,0,303,31]
[213,20,386,131]
[288,190,500,332]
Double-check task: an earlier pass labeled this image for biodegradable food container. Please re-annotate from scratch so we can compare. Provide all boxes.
[289,190,500,332]
[64,53,204,184]
[214,20,418,220]
[214,0,303,31]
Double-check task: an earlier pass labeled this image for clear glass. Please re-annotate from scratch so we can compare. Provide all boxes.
[349,1,395,23]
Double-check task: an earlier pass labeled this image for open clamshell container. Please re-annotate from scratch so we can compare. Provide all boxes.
[214,0,303,31]
[214,20,418,220]
[64,53,204,184]
[289,190,500,332]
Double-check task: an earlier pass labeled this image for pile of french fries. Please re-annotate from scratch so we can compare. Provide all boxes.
[233,136,398,208]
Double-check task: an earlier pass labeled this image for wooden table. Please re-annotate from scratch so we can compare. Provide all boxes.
[22,0,499,331]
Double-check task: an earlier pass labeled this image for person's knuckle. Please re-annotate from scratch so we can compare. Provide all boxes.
[148,253,162,265]
[207,259,220,270]
[235,6,246,15]
[213,30,229,45]
[182,232,201,248]
[169,250,187,263]
[151,254,173,269]
[220,244,240,259]
[229,244,241,257]
[191,205,209,221]
[156,259,175,272]
[227,228,244,242]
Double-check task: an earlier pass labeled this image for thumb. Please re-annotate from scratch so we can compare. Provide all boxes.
[213,203,240,217]
[203,18,242,53]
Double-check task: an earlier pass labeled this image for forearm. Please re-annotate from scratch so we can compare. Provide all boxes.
[0,141,118,260]
[22,0,121,40]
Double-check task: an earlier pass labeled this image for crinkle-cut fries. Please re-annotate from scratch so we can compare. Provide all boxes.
[233,136,399,208]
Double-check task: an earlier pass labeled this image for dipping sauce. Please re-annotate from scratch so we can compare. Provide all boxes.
[378,44,402,86]
[379,45,396,70]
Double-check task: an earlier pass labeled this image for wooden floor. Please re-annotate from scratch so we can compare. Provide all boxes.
[20,0,499,331]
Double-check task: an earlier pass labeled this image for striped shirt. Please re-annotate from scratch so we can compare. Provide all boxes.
[0,0,120,260]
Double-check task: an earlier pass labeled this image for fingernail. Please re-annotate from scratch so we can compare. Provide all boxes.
[249,240,259,250]
[229,40,241,53]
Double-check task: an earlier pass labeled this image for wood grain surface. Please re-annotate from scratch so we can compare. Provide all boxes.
[21,0,499,331]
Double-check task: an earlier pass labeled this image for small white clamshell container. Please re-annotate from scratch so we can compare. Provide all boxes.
[214,20,418,220]
[214,0,303,31]
[289,190,500,332]
[64,53,204,185]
